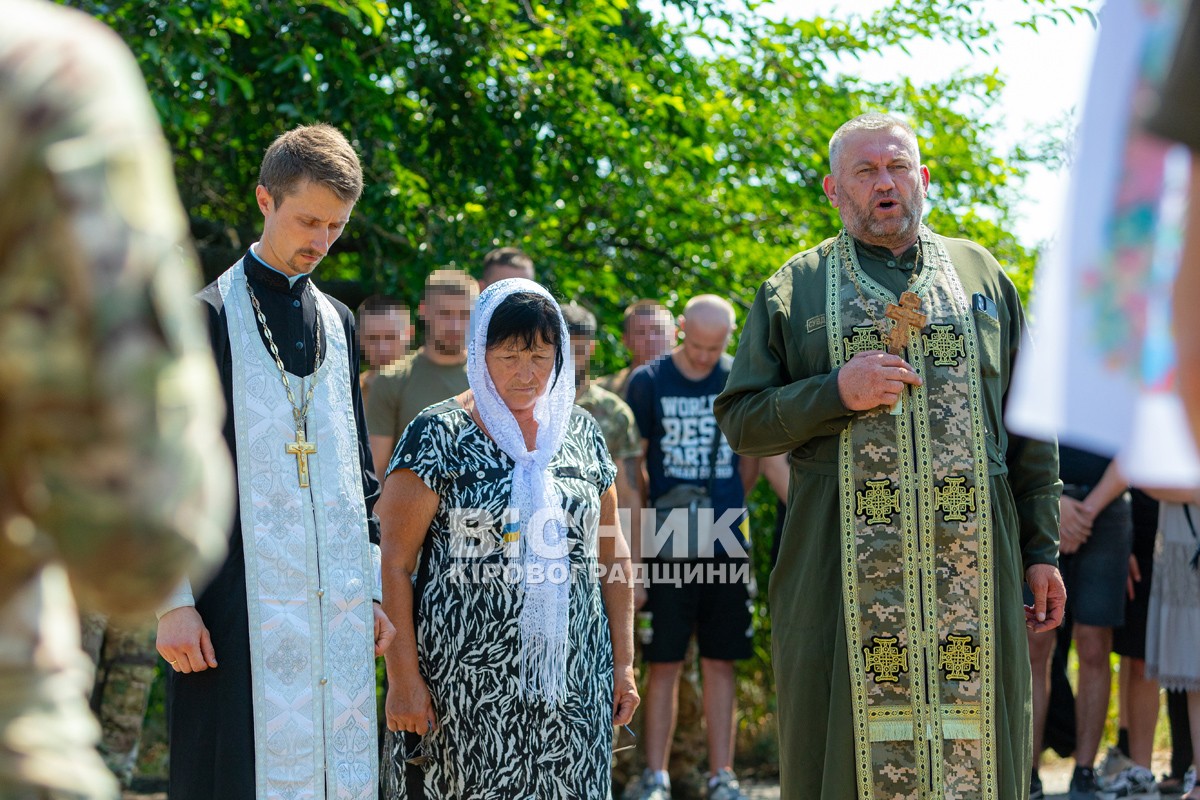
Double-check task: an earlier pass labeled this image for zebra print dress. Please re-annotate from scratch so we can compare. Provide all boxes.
[385,399,618,799]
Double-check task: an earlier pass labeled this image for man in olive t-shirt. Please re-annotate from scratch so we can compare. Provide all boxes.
[366,269,476,479]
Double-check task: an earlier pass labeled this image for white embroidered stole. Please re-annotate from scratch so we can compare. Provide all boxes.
[219,261,377,800]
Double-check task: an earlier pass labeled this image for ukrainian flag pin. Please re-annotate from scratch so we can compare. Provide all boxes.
[502,509,520,555]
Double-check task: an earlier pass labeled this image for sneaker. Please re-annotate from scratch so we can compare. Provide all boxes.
[1107,766,1162,799]
[1101,747,1137,784]
[623,771,669,800]
[1071,766,1117,800]
[707,768,749,800]
[1183,767,1197,796]
[1031,770,1045,800]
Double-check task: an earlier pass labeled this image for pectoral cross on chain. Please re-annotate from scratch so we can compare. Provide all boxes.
[285,429,317,488]
[884,291,927,355]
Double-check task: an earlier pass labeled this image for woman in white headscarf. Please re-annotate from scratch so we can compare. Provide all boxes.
[377,279,639,798]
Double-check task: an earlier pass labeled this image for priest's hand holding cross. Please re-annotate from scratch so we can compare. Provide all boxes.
[837,291,926,412]
[837,351,923,411]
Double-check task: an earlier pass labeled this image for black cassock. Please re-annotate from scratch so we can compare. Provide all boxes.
[166,250,380,800]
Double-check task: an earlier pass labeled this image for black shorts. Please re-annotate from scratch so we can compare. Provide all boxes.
[641,557,754,663]
[1114,490,1158,658]
[1060,488,1134,628]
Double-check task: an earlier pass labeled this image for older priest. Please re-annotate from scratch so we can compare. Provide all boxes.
[714,113,1065,800]
[155,125,394,800]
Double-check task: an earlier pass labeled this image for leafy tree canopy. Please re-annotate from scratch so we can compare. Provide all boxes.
[67,0,1089,365]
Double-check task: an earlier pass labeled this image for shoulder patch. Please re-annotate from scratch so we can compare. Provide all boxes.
[806,314,827,333]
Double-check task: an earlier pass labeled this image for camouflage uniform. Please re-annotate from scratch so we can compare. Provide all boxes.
[0,2,232,797]
[79,613,157,788]
[597,366,636,400]
[576,382,641,461]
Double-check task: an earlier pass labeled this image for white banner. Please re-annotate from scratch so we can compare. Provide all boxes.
[1007,0,1199,487]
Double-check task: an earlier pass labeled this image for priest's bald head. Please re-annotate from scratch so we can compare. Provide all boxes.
[822,113,930,256]
[253,124,364,276]
[676,294,736,379]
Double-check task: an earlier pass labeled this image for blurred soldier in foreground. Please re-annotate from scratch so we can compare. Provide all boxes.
[1160,4,1200,448]
[79,615,157,788]
[0,1,231,796]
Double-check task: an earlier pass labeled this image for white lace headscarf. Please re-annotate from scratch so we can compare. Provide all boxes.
[467,278,575,704]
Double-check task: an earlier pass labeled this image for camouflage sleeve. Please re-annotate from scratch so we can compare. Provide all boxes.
[0,3,231,613]
[585,414,617,493]
[610,397,643,462]
[1144,2,1200,152]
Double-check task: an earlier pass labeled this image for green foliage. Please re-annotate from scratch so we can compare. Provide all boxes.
[63,0,1079,359]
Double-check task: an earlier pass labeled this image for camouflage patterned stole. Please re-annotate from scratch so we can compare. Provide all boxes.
[825,226,997,800]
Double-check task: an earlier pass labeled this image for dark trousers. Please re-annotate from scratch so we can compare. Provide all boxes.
[1168,688,1194,780]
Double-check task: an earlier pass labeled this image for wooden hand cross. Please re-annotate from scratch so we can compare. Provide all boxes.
[884,291,926,355]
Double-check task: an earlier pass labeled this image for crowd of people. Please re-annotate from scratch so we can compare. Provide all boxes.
[1027,448,1198,800]
[4,1,1200,800]
[360,262,759,798]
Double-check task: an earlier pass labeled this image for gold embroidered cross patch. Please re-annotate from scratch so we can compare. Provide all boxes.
[922,323,966,367]
[939,634,982,681]
[843,325,885,360]
[934,476,976,522]
[856,479,901,525]
[863,635,909,683]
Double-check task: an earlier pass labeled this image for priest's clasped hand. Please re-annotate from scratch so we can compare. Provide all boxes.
[373,602,396,656]
[837,350,923,411]
[156,606,218,674]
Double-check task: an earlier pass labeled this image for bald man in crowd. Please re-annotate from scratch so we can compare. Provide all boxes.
[477,246,535,290]
[622,295,759,800]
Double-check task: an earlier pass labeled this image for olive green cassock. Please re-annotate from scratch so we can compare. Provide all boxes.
[713,232,1060,800]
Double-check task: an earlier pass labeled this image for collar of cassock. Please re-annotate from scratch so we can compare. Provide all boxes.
[853,238,920,273]
[244,247,312,295]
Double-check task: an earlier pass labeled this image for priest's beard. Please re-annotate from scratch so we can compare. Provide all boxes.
[840,191,924,251]
[287,249,324,272]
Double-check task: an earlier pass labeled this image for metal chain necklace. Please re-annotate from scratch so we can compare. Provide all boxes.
[839,229,929,416]
[840,230,923,345]
[246,279,323,487]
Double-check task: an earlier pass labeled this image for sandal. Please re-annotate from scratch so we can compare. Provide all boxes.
[1162,777,1187,795]
[1164,768,1198,797]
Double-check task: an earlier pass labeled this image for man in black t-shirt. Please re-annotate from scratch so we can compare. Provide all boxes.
[1027,446,1133,800]
[624,295,759,800]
